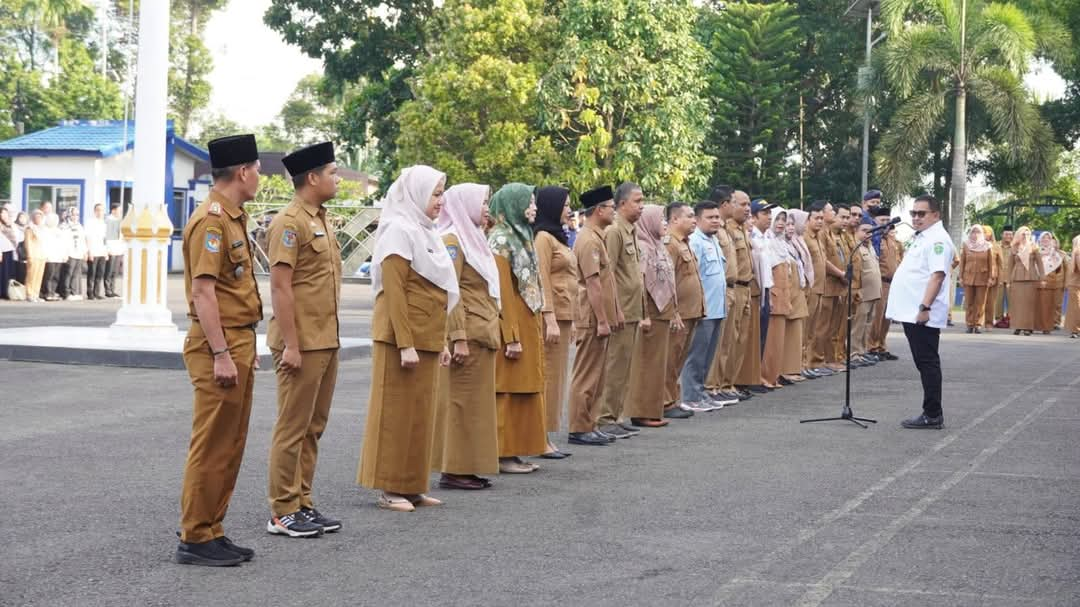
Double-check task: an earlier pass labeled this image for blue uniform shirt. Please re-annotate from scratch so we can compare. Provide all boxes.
[689,228,727,320]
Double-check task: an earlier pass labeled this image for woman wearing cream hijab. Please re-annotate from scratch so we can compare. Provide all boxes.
[1036,231,1065,334]
[959,224,996,333]
[1008,226,1043,336]
[358,165,458,512]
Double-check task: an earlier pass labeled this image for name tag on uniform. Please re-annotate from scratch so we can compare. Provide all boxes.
[230,240,244,249]
[234,266,245,278]
[314,231,326,237]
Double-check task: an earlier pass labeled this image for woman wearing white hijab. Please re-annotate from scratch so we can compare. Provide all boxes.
[959,224,997,333]
[761,208,794,389]
[1065,235,1080,339]
[358,165,458,513]
[429,183,503,491]
[1008,226,1043,336]
[781,211,811,384]
[1036,231,1065,334]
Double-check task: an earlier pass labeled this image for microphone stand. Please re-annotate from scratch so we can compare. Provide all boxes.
[801,236,878,429]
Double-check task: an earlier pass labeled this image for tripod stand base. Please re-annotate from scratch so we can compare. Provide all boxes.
[800,412,878,429]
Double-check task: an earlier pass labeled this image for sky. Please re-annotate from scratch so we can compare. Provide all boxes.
[203,0,322,132]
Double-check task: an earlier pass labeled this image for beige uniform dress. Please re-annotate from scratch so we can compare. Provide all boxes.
[358,255,448,495]
[1009,249,1044,332]
[664,233,705,408]
[625,278,674,420]
[1064,256,1080,334]
[179,192,263,543]
[430,235,501,475]
[535,231,577,433]
[852,243,881,356]
[983,242,1004,326]
[598,215,644,427]
[266,196,343,517]
[1036,259,1065,332]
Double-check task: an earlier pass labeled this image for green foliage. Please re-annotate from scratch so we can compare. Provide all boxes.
[537,0,712,198]
[699,2,800,199]
[50,38,123,119]
[168,0,225,137]
[395,0,564,188]
[264,0,436,179]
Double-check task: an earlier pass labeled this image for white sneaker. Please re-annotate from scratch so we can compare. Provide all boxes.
[66,295,83,301]
[683,401,718,412]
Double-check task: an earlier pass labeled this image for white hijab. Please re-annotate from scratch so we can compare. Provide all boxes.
[438,183,500,307]
[371,165,460,312]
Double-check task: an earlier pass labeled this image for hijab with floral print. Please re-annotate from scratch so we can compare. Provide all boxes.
[488,183,543,312]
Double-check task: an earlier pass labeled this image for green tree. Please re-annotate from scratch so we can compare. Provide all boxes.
[699,2,800,198]
[537,0,712,198]
[264,0,436,180]
[395,0,563,187]
[50,38,123,119]
[874,0,1069,242]
[168,0,225,136]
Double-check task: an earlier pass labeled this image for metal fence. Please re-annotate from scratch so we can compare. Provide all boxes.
[245,202,381,278]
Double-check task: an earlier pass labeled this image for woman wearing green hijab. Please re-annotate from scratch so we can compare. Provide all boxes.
[488,183,548,474]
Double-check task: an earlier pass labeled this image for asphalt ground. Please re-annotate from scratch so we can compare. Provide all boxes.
[1,280,1078,606]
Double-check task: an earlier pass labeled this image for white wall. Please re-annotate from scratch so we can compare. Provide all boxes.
[11,156,97,218]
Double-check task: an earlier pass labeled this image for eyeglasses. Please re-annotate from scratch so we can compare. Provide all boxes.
[909,210,930,218]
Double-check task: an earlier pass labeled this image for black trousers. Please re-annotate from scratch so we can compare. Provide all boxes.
[65,258,86,297]
[88,256,107,298]
[104,255,123,296]
[43,262,62,297]
[902,322,943,418]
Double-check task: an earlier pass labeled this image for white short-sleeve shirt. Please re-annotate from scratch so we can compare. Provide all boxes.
[885,220,953,329]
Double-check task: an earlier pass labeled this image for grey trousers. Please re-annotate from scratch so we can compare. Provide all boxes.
[679,318,723,404]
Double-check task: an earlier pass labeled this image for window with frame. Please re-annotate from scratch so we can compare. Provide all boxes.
[27,184,81,218]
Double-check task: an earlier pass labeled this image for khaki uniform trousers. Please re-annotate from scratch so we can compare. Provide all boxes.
[852,299,878,356]
[568,328,609,433]
[597,321,639,426]
[26,259,46,299]
[664,318,698,407]
[710,286,750,391]
[869,285,890,352]
[813,295,844,366]
[179,324,256,544]
[268,348,339,517]
[964,285,990,328]
[984,283,1000,326]
[802,292,821,368]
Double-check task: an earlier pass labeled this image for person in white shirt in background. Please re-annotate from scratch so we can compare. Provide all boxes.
[41,213,66,301]
[85,204,110,300]
[61,207,89,301]
[104,203,125,298]
[885,194,954,430]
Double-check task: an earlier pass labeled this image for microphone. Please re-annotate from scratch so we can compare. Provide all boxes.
[866,216,901,234]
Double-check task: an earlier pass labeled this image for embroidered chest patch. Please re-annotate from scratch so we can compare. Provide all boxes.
[283,229,297,248]
[446,244,459,260]
[205,227,221,253]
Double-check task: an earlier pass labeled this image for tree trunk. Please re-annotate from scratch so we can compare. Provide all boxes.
[947,87,967,248]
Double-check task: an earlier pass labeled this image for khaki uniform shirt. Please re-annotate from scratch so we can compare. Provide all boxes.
[958,246,995,287]
[605,215,644,322]
[182,190,263,328]
[666,233,705,321]
[372,255,449,352]
[858,244,882,301]
[535,231,578,322]
[879,234,902,283]
[716,226,737,284]
[444,234,500,350]
[1001,241,1014,283]
[266,196,342,351]
[805,229,827,295]
[573,224,618,328]
[822,229,846,297]
[726,219,753,284]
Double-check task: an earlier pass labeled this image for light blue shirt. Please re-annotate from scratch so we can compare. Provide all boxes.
[689,228,727,320]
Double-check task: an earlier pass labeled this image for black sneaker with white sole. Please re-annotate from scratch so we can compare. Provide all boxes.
[267,512,323,537]
[175,540,245,567]
[301,507,342,533]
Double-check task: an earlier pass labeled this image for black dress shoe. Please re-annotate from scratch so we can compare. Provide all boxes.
[778,376,794,386]
[747,385,769,394]
[216,536,255,560]
[663,407,693,419]
[175,539,244,567]
[568,432,609,446]
[539,450,571,459]
[880,352,899,361]
[901,413,944,429]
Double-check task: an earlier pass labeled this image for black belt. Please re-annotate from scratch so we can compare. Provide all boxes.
[731,280,751,287]
[882,277,892,284]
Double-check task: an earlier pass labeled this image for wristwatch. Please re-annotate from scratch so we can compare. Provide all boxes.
[918,304,932,312]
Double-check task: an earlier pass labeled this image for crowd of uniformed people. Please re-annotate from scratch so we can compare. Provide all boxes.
[172,134,1080,567]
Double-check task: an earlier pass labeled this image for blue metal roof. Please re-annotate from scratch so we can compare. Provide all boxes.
[0,120,209,161]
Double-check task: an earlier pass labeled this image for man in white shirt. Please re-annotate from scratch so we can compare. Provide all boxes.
[85,203,109,299]
[62,207,89,300]
[885,195,953,429]
[104,204,125,298]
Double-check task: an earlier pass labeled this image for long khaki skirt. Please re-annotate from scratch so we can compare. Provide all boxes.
[431,343,499,475]
[1010,281,1037,331]
[624,319,671,420]
[1065,288,1080,333]
[357,341,439,495]
[542,320,573,432]
[782,317,804,375]
[496,392,547,458]
[1035,288,1059,332]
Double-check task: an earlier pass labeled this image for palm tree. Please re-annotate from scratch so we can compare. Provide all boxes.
[873,0,1069,243]
[18,0,86,71]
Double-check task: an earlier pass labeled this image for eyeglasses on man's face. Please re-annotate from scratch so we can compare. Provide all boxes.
[910,210,930,218]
